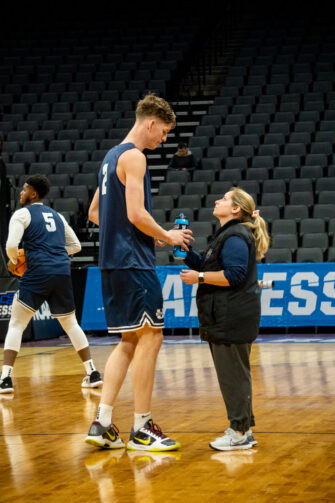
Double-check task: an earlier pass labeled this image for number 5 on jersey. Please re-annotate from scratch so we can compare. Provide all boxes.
[42,212,56,232]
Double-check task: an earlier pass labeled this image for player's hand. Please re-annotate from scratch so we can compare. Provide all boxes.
[7,260,17,274]
[165,229,193,251]
[154,239,166,247]
[180,269,199,284]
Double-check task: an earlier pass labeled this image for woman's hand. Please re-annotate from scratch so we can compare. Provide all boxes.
[180,269,199,284]
[154,239,166,247]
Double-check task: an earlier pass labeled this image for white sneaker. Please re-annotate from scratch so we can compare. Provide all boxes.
[81,370,103,388]
[246,429,258,446]
[209,428,252,451]
[0,377,14,393]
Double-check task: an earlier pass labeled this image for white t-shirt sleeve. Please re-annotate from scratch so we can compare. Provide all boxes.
[58,214,82,255]
[6,208,31,264]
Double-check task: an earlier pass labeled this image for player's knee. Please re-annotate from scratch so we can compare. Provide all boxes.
[120,332,138,356]
[154,329,164,346]
[8,317,28,332]
[9,306,33,332]
[58,312,78,332]
[145,328,163,351]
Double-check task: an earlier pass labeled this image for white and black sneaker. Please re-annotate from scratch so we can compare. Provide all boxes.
[127,419,181,452]
[209,428,252,451]
[0,377,14,393]
[82,370,103,388]
[246,429,258,446]
[85,421,125,449]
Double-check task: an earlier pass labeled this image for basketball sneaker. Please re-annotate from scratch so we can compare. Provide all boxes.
[127,419,181,452]
[82,370,103,388]
[85,422,125,449]
[0,376,14,393]
[209,428,252,451]
[246,429,258,446]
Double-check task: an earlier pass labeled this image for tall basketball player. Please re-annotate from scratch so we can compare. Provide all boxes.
[85,93,193,451]
[0,174,102,393]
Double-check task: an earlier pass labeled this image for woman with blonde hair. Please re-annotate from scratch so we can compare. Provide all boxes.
[180,187,269,451]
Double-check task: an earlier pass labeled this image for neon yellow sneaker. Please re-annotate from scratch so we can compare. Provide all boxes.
[85,422,125,449]
[127,419,181,452]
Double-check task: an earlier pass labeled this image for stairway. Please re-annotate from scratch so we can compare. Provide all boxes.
[177,24,249,98]
[148,99,214,193]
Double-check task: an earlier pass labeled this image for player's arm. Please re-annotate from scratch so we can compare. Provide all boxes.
[6,209,30,264]
[122,149,193,247]
[88,188,99,225]
[180,269,230,286]
[59,214,82,255]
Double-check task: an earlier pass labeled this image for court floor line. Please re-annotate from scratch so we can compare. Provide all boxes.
[1,431,335,437]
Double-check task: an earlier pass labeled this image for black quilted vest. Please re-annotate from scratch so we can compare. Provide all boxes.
[196,219,261,344]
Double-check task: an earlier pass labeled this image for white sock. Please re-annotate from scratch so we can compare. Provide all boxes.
[134,412,151,431]
[83,359,96,375]
[1,365,13,380]
[96,403,113,427]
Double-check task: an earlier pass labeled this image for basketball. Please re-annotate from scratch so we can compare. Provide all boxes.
[8,248,27,277]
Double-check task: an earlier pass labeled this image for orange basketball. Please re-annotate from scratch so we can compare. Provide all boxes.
[10,249,27,277]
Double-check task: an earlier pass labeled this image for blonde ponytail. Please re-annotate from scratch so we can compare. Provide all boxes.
[230,187,270,260]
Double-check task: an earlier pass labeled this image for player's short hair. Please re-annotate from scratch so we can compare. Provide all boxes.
[178,142,187,149]
[136,93,176,127]
[26,174,50,198]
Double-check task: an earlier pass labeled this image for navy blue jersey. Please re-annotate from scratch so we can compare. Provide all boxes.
[98,142,155,270]
[21,204,70,284]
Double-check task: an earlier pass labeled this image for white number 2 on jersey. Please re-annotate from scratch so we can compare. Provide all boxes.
[42,212,56,232]
[101,163,108,195]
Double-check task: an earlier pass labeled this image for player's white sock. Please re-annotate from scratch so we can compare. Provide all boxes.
[83,359,96,375]
[96,403,113,427]
[1,365,13,380]
[134,412,151,431]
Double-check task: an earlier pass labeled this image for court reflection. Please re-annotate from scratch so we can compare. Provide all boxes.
[210,449,258,475]
[81,387,102,422]
[85,449,181,503]
[257,344,335,397]
[0,393,14,427]
[0,395,36,490]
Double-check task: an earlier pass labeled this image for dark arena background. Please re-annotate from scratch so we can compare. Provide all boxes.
[1,1,335,501]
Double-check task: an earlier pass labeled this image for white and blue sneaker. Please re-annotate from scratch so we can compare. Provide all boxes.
[209,428,252,451]
[246,429,258,446]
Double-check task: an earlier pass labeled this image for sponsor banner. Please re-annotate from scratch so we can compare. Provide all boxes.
[0,290,15,321]
[258,263,335,327]
[81,267,106,330]
[0,277,31,342]
[0,290,15,320]
[0,277,18,321]
[81,263,335,330]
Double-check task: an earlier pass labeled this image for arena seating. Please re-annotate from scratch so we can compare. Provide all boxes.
[1,9,335,265]
[153,21,335,264]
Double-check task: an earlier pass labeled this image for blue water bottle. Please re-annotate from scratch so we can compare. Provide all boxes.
[173,213,189,260]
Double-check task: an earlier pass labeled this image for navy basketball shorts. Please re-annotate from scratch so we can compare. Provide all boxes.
[17,274,76,318]
[101,269,164,333]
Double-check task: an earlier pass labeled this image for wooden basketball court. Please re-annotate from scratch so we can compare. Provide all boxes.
[1,339,335,502]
